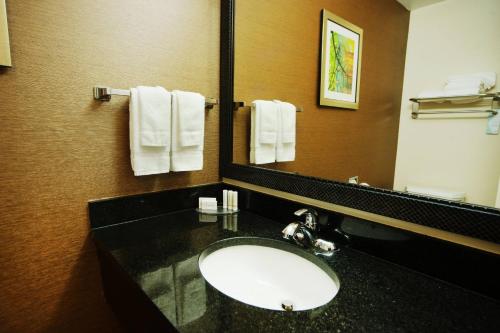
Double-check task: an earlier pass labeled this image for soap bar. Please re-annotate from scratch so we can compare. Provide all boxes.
[199,197,217,210]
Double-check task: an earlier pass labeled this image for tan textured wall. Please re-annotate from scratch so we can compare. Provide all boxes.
[0,0,219,332]
[233,0,409,189]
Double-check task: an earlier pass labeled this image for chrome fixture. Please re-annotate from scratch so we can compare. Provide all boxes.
[409,92,499,119]
[93,85,219,109]
[233,101,304,112]
[282,208,336,256]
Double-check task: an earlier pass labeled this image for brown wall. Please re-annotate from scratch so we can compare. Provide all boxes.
[0,1,219,332]
[233,0,409,188]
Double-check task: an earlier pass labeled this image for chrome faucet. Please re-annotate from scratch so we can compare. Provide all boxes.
[282,208,336,256]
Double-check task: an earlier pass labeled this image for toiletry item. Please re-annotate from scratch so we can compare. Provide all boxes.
[223,190,228,209]
[227,191,233,210]
[199,197,217,211]
[233,191,238,211]
[486,112,500,135]
[204,200,217,211]
[199,214,217,223]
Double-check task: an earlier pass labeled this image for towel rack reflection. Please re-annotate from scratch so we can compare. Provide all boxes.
[409,92,499,119]
[93,86,218,110]
[233,101,303,112]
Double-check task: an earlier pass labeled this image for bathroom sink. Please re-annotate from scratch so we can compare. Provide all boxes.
[198,237,340,311]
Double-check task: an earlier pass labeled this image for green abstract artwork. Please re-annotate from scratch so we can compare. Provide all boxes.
[328,31,355,94]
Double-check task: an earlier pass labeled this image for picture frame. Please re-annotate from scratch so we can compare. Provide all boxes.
[320,9,363,109]
[0,0,11,67]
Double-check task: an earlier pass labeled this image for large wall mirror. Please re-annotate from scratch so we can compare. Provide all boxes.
[232,0,500,209]
[220,0,500,244]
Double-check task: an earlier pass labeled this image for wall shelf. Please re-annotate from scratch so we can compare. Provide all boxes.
[409,92,499,119]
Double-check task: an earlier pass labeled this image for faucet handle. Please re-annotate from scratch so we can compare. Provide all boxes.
[294,208,318,230]
[294,208,318,217]
[282,222,300,240]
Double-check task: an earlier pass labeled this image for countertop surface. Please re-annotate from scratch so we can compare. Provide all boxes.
[92,209,500,333]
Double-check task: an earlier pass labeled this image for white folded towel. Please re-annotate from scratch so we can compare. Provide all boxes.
[417,90,447,100]
[250,100,278,164]
[406,185,465,202]
[129,87,171,176]
[417,89,482,103]
[171,90,205,171]
[137,86,172,146]
[444,78,485,92]
[446,72,496,90]
[275,100,296,162]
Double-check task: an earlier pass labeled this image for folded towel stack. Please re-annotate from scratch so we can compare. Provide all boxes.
[418,72,497,100]
[250,100,296,164]
[129,86,205,175]
[446,72,496,91]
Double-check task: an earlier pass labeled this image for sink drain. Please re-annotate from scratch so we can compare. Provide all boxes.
[281,300,294,312]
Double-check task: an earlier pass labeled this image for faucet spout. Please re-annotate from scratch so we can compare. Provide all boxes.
[282,207,337,256]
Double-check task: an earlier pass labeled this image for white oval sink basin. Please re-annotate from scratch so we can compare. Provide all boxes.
[198,238,340,311]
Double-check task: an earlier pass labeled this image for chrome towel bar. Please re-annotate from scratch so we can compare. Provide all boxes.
[410,92,499,119]
[233,101,303,112]
[93,86,218,109]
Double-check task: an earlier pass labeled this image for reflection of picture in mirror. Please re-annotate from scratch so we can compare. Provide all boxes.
[329,27,355,94]
[320,9,362,109]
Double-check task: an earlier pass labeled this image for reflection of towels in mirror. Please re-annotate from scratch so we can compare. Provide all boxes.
[275,100,296,162]
[174,255,207,325]
[138,266,177,325]
[250,100,278,164]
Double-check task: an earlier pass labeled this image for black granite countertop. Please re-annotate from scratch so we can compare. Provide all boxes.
[92,209,500,333]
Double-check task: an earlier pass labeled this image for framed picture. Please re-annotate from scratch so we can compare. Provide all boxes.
[320,9,363,109]
[0,0,11,67]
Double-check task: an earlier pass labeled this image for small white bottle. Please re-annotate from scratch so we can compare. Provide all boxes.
[233,191,238,211]
[227,190,233,210]
[223,190,228,209]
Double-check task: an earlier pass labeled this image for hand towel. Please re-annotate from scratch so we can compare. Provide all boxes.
[417,90,447,103]
[129,88,170,176]
[447,72,496,90]
[250,100,278,164]
[444,78,485,93]
[137,86,172,146]
[275,100,296,162]
[171,90,205,171]
[417,89,481,103]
